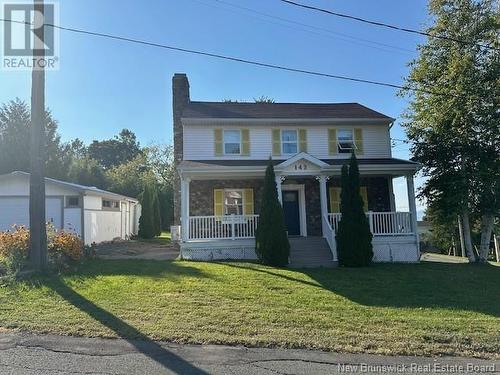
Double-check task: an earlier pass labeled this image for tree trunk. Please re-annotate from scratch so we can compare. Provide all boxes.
[494,234,500,263]
[461,211,476,262]
[457,216,466,257]
[478,214,494,262]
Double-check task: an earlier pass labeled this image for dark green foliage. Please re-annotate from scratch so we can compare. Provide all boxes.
[336,154,373,267]
[67,156,107,189]
[158,187,174,230]
[152,188,162,236]
[87,129,142,169]
[138,185,156,239]
[255,159,289,266]
[0,99,71,179]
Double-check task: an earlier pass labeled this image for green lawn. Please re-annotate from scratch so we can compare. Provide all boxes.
[0,260,498,358]
[138,231,171,245]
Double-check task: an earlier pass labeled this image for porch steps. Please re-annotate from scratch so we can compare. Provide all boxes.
[288,237,337,268]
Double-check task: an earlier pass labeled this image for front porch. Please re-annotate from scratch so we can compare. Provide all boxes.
[178,153,420,264]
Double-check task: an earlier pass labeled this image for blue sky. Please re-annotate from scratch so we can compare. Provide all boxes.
[0,0,429,214]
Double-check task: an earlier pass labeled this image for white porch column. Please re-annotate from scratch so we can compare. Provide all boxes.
[388,176,396,211]
[406,173,419,250]
[180,176,190,241]
[275,175,283,205]
[318,176,329,221]
[318,175,329,239]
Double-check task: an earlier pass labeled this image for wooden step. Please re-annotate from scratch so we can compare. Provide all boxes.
[288,236,337,268]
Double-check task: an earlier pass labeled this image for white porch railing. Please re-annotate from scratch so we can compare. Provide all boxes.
[322,214,337,261]
[188,214,259,240]
[327,212,413,236]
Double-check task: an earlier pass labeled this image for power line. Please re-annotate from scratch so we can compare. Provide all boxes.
[206,0,414,54]
[0,18,452,98]
[279,0,499,52]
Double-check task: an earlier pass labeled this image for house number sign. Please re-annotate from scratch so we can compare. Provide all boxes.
[293,162,308,171]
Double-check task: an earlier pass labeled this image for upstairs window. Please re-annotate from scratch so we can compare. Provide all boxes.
[224,190,243,215]
[338,129,355,153]
[282,130,298,154]
[224,130,241,155]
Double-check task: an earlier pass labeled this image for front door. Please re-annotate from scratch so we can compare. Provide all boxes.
[282,190,300,236]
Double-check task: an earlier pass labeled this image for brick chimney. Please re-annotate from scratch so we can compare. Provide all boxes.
[172,73,190,225]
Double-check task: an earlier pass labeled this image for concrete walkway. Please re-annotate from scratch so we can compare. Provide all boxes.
[0,333,497,374]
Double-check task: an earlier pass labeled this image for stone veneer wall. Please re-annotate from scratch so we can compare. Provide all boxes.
[189,180,265,216]
[188,176,392,233]
[327,176,391,212]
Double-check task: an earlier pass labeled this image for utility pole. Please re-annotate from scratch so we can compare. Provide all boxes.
[29,0,48,271]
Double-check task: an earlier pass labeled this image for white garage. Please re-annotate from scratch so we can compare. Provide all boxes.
[0,171,141,245]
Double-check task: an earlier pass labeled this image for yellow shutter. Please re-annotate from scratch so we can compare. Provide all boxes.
[272,129,281,156]
[329,187,341,213]
[328,129,338,155]
[298,129,307,152]
[354,128,363,155]
[214,129,223,156]
[214,189,224,216]
[241,129,250,156]
[243,189,254,215]
[360,186,368,212]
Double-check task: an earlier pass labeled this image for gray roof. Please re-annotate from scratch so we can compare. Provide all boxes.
[1,171,138,202]
[182,101,393,121]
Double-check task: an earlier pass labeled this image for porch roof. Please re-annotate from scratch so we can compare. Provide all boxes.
[180,158,418,167]
[178,157,420,178]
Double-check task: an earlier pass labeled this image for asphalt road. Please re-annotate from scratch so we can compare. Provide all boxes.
[0,333,497,374]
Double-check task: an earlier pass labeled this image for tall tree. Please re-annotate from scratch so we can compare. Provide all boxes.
[401,0,499,262]
[152,187,162,236]
[336,154,373,267]
[0,99,70,179]
[255,159,289,266]
[87,129,141,169]
[138,185,156,239]
[67,156,107,189]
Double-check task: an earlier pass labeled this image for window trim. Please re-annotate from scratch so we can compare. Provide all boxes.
[337,128,357,153]
[281,129,299,155]
[223,188,245,216]
[102,199,120,211]
[65,196,81,208]
[223,129,242,155]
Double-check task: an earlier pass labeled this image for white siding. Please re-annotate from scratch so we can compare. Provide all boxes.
[0,196,63,231]
[84,210,122,245]
[83,195,102,210]
[64,208,82,235]
[0,174,77,196]
[183,124,391,160]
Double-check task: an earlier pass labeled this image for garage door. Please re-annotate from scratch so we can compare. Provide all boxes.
[0,197,63,231]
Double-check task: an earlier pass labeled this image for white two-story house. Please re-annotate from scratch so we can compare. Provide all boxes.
[172,73,420,266]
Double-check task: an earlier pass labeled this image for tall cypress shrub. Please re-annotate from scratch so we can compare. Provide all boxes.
[152,187,162,236]
[336,154,373,266]
[138,185,156,239]
[255,159,290,266]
